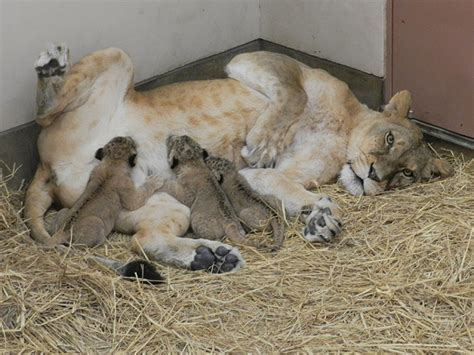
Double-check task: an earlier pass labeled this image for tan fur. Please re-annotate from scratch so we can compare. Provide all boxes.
[24,48,452,269]
[341,91,453,195]
[47,136,162,247]
[206,156,285,251]
[158,135,252,246]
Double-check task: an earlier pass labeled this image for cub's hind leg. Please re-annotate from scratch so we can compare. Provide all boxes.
[239,206,269,231]
[71,216,108,247]
[239,206,285,250]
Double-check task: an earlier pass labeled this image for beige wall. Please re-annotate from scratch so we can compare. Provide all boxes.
[0,0,260,131]
[0,0,386,132]
[260,0,386,76]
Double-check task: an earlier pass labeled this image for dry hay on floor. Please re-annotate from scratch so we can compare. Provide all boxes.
[1,151,473,353]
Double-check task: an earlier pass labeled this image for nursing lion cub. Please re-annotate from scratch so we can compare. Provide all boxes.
[24,46,452,273]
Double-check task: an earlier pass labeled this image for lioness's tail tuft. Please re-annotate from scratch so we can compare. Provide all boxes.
[92,256,164,284]
[119,260,164,284]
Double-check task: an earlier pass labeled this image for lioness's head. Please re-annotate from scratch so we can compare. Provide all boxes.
[166,135,209,170]
[340,91,453,195]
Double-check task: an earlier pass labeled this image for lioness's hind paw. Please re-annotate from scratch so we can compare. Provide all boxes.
[35,43,70,77]
[303,197,342,243]
[190,244,245,273]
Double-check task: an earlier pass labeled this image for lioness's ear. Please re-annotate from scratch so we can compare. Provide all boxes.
[128,154,137,168]
[383,90,412,118]
[422,158,453,179]
[95,148,104,161]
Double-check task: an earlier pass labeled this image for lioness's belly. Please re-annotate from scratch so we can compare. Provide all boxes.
[46,79,267,206]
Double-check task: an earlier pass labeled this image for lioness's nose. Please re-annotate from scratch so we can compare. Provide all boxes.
[368,163,380,182]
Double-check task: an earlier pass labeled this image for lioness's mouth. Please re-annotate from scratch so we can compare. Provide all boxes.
[339,163,365,196]
[339,163,386,196]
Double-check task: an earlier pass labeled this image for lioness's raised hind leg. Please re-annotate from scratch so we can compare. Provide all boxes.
[227,52,308,168]
[35,44,70,116]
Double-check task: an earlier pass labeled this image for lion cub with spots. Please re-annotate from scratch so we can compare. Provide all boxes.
[158,135,253,246]
[206,156,285,251]
[49,136,162,247]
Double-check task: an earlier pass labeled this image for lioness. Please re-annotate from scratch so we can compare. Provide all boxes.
[25,46,452,273]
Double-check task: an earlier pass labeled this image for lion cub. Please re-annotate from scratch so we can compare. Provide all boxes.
[49,136,162,247]
[158,135,252,246]
[206,156,285,251]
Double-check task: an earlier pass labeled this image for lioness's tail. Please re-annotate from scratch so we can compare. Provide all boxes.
[24,164,56,244]
[52,245,164,284]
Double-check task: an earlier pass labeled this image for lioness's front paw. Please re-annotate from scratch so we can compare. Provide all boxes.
[190,243,245,273]
[303,197,342,243]
[35,43,70,77]
[241,143,277,169]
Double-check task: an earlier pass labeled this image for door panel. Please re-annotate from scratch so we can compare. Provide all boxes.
[390,0,473,138]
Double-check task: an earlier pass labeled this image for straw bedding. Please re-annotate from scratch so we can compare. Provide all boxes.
[1,151,472,352]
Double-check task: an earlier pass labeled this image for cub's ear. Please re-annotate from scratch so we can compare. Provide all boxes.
[202,149,209,160]
[170,157,179,170]
[383,90,412,118]
[95,148,104,161]
[217,174,224,184]
[128,154,137,168]
[422,158,453,179]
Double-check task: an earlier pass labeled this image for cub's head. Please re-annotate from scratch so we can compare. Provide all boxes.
[340,91,453,195]
[95,136,138,167]
[166,135,208,170]
[205,156,235,183]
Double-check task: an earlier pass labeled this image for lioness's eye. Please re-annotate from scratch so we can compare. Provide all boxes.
[402,168,413,177]
[385,131,394,146]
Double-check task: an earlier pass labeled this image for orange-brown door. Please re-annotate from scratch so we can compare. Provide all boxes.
[387,0,473,138]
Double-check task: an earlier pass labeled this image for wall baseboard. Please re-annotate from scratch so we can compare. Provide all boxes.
[0,122,41,189]
[414,119,474,151]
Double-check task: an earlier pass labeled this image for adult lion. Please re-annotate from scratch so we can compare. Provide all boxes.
[25,46,452,272]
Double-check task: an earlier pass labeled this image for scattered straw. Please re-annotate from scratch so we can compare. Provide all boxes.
[1,150,473,352]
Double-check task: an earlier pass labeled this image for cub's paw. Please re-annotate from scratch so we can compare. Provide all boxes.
[303,196,342,243]
[146,175,164,191]
[190,243,245,273]
[35,43,70,78]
